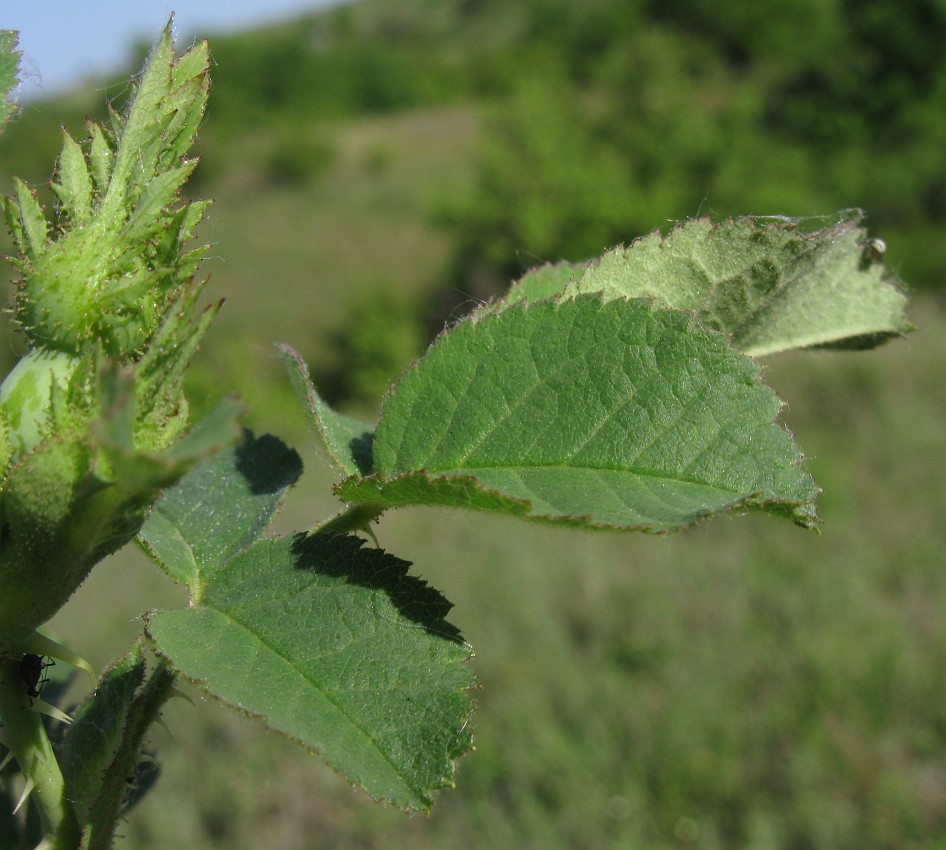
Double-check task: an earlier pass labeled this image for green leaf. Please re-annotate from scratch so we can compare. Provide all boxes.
[60,643,176,843]
[60,644,147,824]
[504,259,587,306]
[138,431,302,593]
[87,121,113,192]
[550,213,911,356]
[137,427,471,809]
[145,533,473,811]
[11,177,46,256]
[338,296,817,531]
[0,30,20,131]
[279,344,374,477]
[51,132,93,224]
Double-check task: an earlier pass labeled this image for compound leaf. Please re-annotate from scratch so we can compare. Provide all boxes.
[138,430,472,809]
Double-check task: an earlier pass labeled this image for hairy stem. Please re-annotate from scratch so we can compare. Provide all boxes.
[0,658,80,850]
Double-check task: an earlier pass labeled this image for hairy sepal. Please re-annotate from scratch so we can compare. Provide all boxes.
[3,24,210,358]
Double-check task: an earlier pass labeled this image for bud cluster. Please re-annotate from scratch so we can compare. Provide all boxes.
[0,28,237,646]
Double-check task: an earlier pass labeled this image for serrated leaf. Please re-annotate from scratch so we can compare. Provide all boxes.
[504,260,586,306]
[146,533,474,811]
[133,288,221,450]
[125,161,197,241]
[339,296,817,531]
[279,344,374,477]
[556,213,910,355]
[138,431,302,592]
[102,27,175,216]
[0,30,20,130]
[51,131,93,223]
[60,644,147,823]
[179,199,211,241]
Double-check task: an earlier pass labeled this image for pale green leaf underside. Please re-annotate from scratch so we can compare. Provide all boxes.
[338,297,817,531]
[279,344,374,477]
[146,533,473,811]
[507,213,910,356]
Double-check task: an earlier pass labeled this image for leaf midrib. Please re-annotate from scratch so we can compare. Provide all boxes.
[193,601,415,796]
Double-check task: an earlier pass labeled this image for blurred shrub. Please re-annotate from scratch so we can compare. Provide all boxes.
[265,124,336,186]
[316,288,425,410]
[435,0,946,306]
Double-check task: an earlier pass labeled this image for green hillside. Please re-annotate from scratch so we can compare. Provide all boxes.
[3,0,945,413]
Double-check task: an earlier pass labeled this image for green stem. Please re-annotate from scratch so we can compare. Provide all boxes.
[0,659,80,850]
[313,504,385,536]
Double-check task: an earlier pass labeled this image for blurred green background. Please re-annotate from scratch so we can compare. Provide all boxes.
[2,0,946,847]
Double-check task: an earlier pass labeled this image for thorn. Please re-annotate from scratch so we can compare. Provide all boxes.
[22,632,96,687]
[167,687,195,707]
[32,699,72,725]
[13,776,34,814]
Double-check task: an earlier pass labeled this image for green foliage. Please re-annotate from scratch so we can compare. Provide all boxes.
[316,288,426,409]
[331,296,818,530]
[139,433,473,811]
[509,214,912,355]
[0,26,240,649]
[2,28,211,358]
[0,18,917,850]
[432,0,946,300]
[264,123,336,186]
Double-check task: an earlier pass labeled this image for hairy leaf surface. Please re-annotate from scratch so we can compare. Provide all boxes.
[139,434,473,810]
[279,344,374,477]
[138,430,302,593]
[338,296,817,530]
[0,31,18,130]
[505,214,910,355]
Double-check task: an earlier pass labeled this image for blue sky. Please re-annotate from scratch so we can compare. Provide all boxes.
[4,1,342,99]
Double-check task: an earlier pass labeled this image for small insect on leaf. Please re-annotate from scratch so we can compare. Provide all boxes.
[20,653,53,705]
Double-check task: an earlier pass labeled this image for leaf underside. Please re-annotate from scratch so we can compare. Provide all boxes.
[506,213,911,356]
